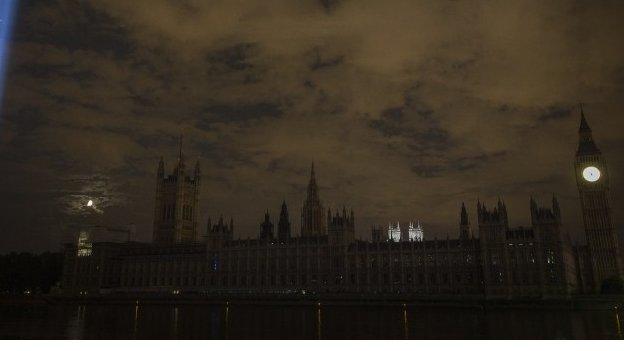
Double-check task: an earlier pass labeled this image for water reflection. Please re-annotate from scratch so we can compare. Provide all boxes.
[66,305,85,339]
[133,303,139,339]
[172,306,178,339]
[403,304,408,340]
[224,303,229,340]
[0,303,622,339]
[615,309,622,339]
[317,303,322,340]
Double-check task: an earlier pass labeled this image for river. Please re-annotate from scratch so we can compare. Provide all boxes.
[0,303,622,339]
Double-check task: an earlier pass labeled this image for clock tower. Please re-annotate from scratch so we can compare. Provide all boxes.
[574,105,622,291]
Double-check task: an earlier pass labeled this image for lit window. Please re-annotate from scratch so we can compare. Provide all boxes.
[77,230,92,257]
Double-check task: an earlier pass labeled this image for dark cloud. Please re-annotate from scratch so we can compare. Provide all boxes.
[309,47,344,71]
[207,43,257,72]
[538,105,573,121]
[5,106,48,133]
[199,102,283,124]
[319,0,342,14]
[15,0,136,58]
[1,0,624,252]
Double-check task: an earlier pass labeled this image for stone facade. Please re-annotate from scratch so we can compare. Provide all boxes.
[61,110,622,297]
[152,138,200,244]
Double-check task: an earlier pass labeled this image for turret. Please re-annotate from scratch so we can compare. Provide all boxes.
[175,135,185,175]
[459,202,471,240]
[327,206,355,244]
[477,198,508,226]
[408,221,424,241]
[157,157,164,178]
[388,222,401,242]
[194,160,200,179]
[552,194,561,221]
[531,196,561,226]
[205,214,234,249]
[259,210,274,241]
[477,199,508,243]
[278,200,291,241]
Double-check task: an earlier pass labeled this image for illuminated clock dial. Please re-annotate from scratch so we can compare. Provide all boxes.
[582,166,601,182]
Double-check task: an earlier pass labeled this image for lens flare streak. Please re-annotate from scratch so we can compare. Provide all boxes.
[0,0,17,111]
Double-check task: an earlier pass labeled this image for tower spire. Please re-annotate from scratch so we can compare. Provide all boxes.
[577,104,599,156]
[579,103,590,132]
[173,134,186,173]
[278,200,291,241]
[459,202,471,240]
[306,162,319,198]
[178,134,185,164]
[460,202,469,225]
[179,134,183,159]
[157,156,164,176]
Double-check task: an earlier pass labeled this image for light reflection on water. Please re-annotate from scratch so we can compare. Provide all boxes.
[317,304,322,340]
[0,303,621,339]
[133,303,139,339]
[616,308,622,339]
[172,306,178,339]
[403,305,408,339]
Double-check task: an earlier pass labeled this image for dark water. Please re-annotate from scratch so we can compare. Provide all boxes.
[0,303,622,339]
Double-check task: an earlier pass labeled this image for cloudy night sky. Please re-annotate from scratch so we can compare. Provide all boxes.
[1,0,623,252]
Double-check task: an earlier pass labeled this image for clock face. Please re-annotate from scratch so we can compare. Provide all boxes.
[582,166,601,182]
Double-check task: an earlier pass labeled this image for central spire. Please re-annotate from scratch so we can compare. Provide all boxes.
[309,162,316,185]
[301,162,325,237]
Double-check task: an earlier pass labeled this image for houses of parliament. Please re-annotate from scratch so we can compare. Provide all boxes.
[61,108,623,298]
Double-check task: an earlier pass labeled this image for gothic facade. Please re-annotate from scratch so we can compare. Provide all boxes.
[152,139,201,244]
[61,109,623,297]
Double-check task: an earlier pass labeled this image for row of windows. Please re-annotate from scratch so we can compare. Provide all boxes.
[216,253,476,268]
[161,203,194,221]
[119,271,480,288]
